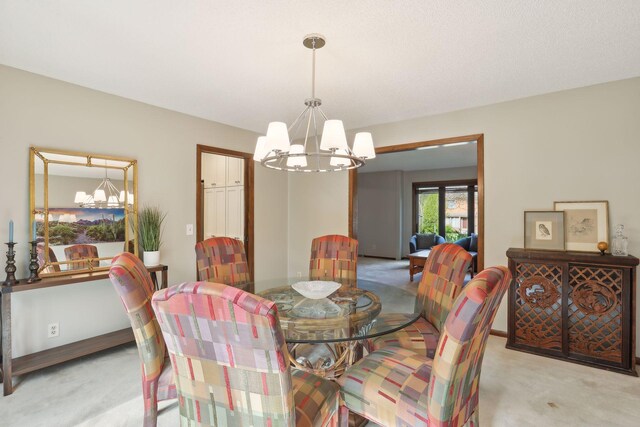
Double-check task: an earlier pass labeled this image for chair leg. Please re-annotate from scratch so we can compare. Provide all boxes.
[338,404,350,427]
[142,376,159,427]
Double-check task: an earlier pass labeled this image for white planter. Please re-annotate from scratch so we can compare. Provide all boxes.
[143,251,160,267]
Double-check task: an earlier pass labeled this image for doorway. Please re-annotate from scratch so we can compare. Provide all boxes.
[349,134,484,283]
[196,144,254,278]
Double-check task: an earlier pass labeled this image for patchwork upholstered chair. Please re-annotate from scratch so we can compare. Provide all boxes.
[151,281,340,426]
[64,244,99,270]
[108,252,176,427]
[370,243,472,358]
[339,266,511,427]
[309,235,358,287]
[195,237,251,292]
[36,243,61,273]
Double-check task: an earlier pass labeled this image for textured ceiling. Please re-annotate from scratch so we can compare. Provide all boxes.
[1,1,639,135]
[360,142,477,173]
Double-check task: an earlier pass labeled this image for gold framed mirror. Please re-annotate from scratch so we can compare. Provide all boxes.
[29,147,138,276]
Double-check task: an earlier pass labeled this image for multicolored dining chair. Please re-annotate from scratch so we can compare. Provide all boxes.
[195,237,251,292]
[339,266,511,427]
[108,252,176,427]
[64,244,99,270]
[151,281,340,427]
[369,243,472,358]
[36,243,61,273]
[309,235,358,287]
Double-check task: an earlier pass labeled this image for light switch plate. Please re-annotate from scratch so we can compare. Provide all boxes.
[186,224,194,235]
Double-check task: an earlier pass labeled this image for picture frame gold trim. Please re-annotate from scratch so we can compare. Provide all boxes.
[29,146,138,276]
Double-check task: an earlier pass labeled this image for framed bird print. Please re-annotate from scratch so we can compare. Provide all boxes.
[524,211,565,250]
[554,200,609,252]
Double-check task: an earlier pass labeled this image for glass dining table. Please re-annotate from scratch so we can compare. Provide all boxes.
[254,277,420,379]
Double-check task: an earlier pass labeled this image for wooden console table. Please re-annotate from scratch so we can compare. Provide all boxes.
[506,248,637,375]
[1,265,168,395]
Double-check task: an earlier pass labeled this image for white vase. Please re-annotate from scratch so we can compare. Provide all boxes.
[143,251,160,267]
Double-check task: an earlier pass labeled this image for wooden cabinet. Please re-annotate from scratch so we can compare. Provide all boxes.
[225,186,244,240]
[202,153,226,188]
[204,187,226,238]
[506,248,638,375]
[226,156,244,186]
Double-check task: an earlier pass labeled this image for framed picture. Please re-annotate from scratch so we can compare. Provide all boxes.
[524,211,565,250]
[554,201,609,252]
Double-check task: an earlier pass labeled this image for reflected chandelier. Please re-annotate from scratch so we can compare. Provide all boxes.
[74,163,133,208]
[253,34,375,172]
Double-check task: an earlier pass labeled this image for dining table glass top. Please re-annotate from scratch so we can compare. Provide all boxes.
[254,277,420,344]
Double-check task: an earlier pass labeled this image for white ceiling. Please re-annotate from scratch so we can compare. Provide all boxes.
[360,141,477,173]
[1,1,639,134]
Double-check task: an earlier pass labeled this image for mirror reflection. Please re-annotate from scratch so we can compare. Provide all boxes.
[30,148,137,275]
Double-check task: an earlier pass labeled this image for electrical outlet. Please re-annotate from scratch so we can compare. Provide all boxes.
[47,323,59,338]
[186,224,194,235]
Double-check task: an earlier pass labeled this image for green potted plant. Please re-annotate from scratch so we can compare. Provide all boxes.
[138,205,166,267]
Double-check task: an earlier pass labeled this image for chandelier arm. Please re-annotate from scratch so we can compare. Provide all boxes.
[288,105,311,134]
[316,106,329,121]
[303,107,314,151]
[312,108,321,170]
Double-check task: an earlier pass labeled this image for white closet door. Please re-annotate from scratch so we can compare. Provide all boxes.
[226,186,244,240]
[204,187,226,238]
[202,153,227,188]
[226,157,244,186]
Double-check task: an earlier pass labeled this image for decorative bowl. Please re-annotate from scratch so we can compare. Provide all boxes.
[291,281,341,300]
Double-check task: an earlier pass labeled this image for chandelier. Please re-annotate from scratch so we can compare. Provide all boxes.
[253,34,375,172]
[74,164,133,208]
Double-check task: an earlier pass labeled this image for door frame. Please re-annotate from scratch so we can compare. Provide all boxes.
[196,144,255,279]
[348,133,485,271]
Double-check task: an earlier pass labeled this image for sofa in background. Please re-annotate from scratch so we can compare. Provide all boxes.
[454,233,478,276]
[409,233,445,254]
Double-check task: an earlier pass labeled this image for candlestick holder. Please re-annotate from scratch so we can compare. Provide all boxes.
[27,240,41,283]
[3,242,20,286]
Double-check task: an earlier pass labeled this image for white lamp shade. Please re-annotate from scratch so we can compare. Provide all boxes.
[74,191,87,203]
[68,214,77,223]
[107,196,119,207]
[320,120,348,151]
[330,149,350,167]
[47,214,53,221]
[253,136,268,161]
[93,189,106,202]
[265,122,290,152]
[58,214,69,223]
[128,193,134,204]
[352,132,376,159]
[119,190,126,202]
[286,144,308,168]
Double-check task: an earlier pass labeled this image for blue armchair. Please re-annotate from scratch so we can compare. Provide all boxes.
[454,233,478,276]
[409,233,445,254]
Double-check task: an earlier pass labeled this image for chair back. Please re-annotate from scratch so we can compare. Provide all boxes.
[37,243,61,273]
[195,237,251,290]
[417,243,472,332]
[309,234,358,287]
[427,266,511,426]
[109,252,166,384]
[152,281,296,426]
[64,244,99,270]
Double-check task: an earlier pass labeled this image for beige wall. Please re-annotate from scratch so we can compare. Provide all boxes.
[0,65,288,357]
[358,171,403,259]
[287,77,640,354]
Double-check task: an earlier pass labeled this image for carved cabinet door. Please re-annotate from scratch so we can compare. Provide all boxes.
[510,261,564,355]
[567,264,628,367]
